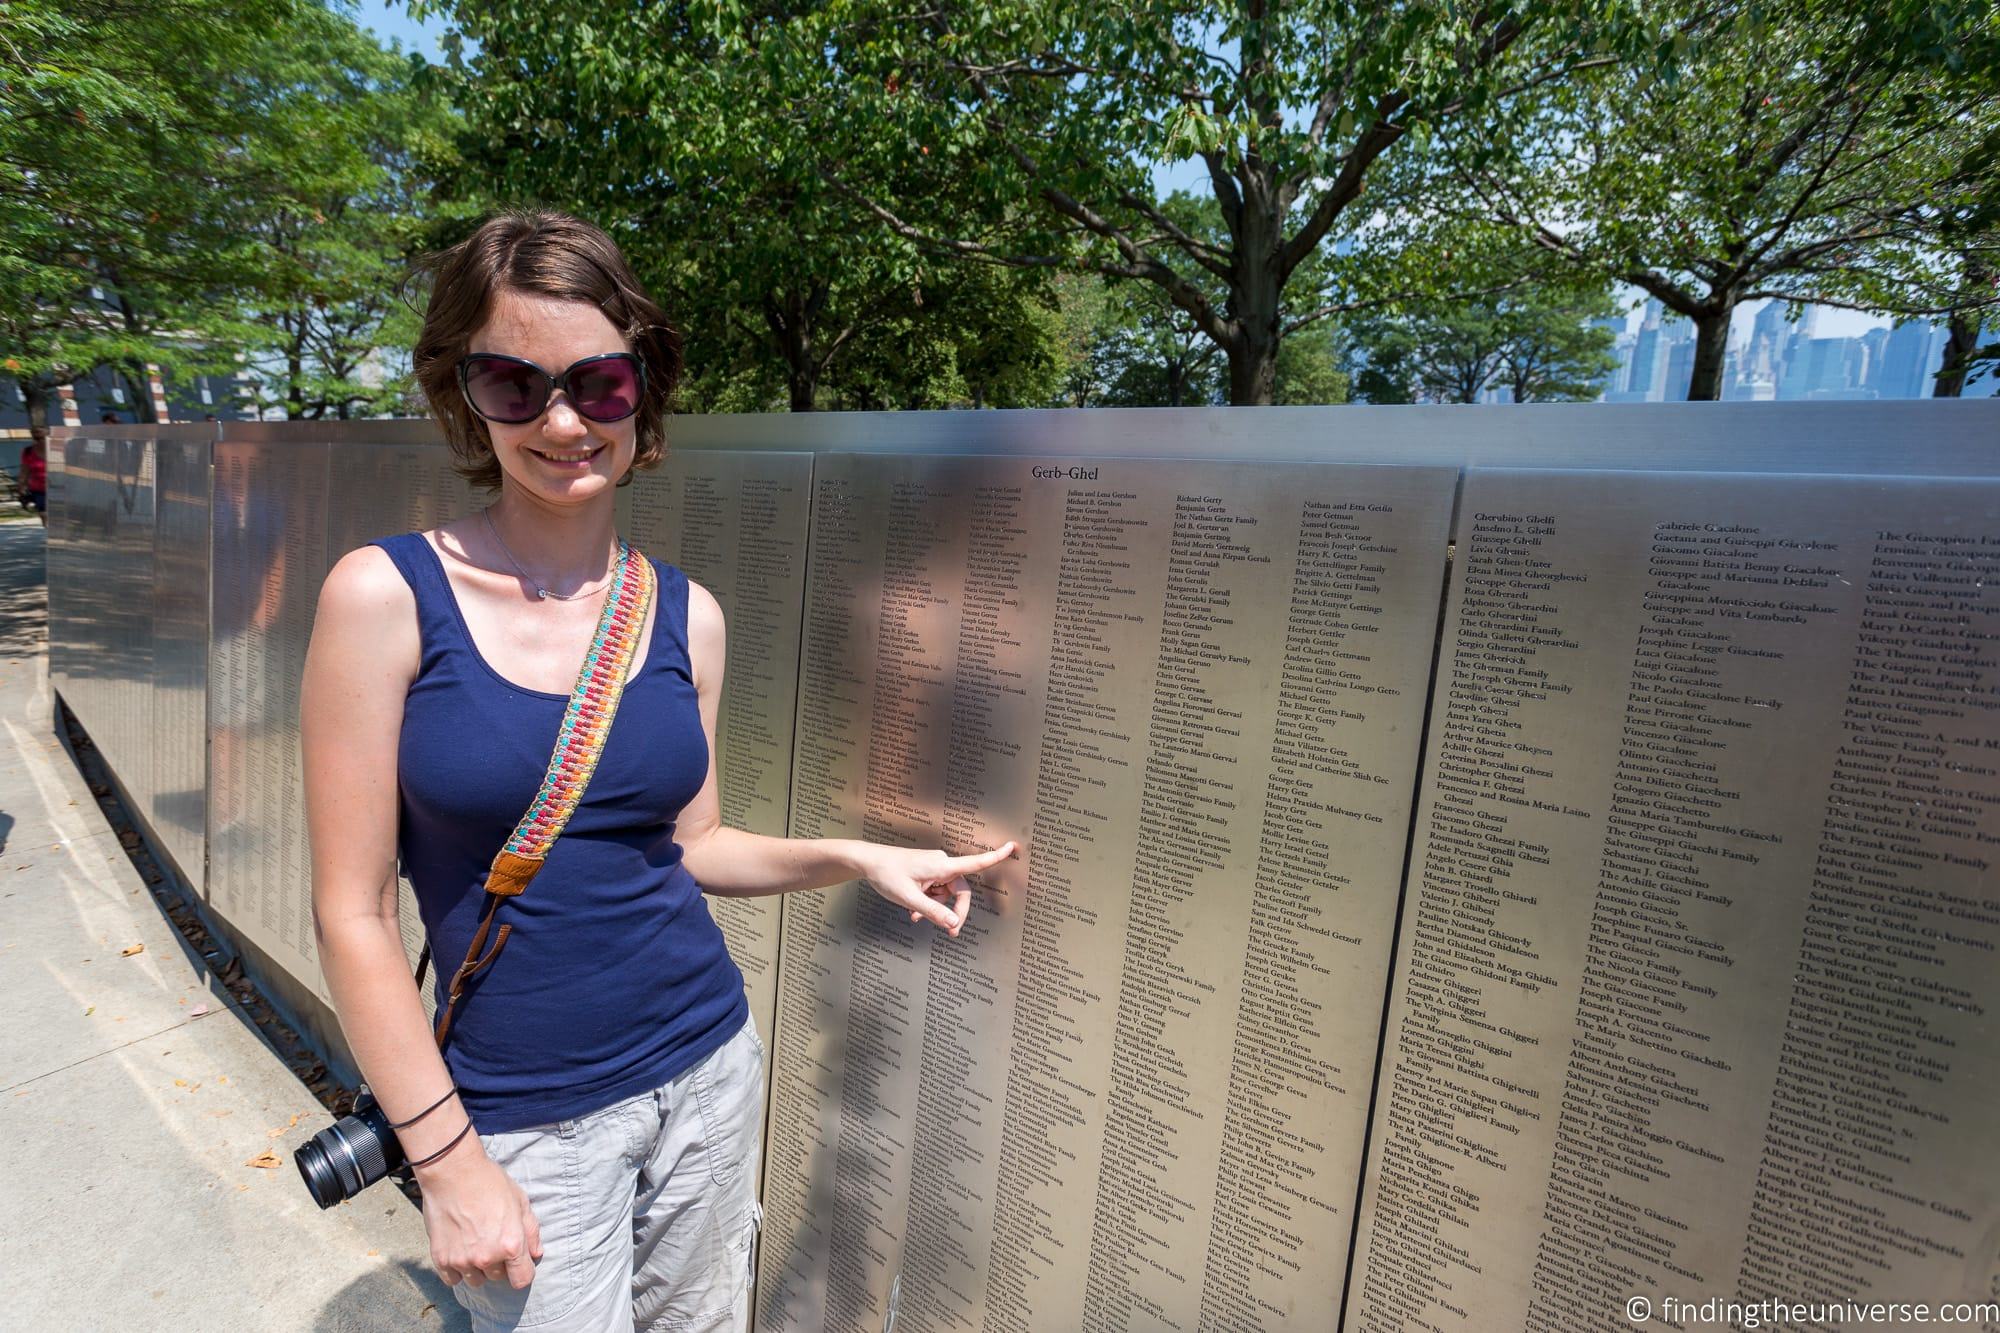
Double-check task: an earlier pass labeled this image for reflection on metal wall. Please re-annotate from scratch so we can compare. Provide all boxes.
[48,427,211,891]
[42,404,2000,1333]
[757,454,1457,1331]
[210,439,331,993]
[151,437,210,884]
[52,433,157,814]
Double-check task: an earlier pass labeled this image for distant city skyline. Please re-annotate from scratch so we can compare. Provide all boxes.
[1591,298,1990,403]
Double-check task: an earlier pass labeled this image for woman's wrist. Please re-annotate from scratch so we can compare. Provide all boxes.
[829,838,873,881]
[409,1120,485,1182]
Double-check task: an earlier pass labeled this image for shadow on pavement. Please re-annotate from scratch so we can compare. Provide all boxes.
[315,1261,472,1331]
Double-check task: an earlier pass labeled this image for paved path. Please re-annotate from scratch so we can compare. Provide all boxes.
[0,520,470,1330]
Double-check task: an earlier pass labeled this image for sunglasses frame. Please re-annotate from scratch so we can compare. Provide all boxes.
[456,351,648,425]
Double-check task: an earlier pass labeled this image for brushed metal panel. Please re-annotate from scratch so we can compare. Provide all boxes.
[150,437,210,886]
[1347,470,2000,1331]
[208,440,329,990]
[323,441,476,984]
[663,401,2000,478]
[758,454,1456,1332]
[46,427,217,882]
[206,401,2000,478]
[46,433,111,727]
[617,451,814,1103]
[65,434,159,820]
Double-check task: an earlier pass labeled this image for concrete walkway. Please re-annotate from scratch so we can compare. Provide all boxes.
[0,520,470,1330]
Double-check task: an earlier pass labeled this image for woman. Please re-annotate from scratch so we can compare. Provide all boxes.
[300,210,1015,1332]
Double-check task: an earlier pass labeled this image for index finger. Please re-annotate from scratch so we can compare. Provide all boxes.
[505,1252,537,1290]
[947,841,1018,874]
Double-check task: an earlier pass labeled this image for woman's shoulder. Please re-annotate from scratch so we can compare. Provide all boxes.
[311,541,422,687]
[322,538,419,612]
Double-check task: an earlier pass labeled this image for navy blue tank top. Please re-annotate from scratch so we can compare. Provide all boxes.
[371,532,747,1134]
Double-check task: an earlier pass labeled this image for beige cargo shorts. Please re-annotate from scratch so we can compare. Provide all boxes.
[451,1016,766,1332]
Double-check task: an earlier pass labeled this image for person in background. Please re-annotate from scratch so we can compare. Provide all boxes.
[19,428,46,525]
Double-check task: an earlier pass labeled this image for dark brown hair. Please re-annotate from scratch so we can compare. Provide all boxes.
[410,210,682,492]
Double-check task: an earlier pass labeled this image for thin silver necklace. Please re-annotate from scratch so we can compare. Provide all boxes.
[482,506,614,602]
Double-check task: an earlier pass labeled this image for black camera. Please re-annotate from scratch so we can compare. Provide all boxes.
[295,1086,412,1209]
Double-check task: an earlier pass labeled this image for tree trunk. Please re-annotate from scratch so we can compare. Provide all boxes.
[1686,306,1733,400]
[1456,360,1486,403]
[22,380,49,431]
[764,287,825,412]
[113,367,155,422]
[1934,311,1980,398]
[1225,332,1277,406]
[286,344,306,420]
[1934,257,1994,397]
[1166,358,1187,407]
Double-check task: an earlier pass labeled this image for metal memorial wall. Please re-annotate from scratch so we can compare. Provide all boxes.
[1347,470,2000,1330]
[47,426,209,885]
[41,404,2000,1333]
[756,454,1455,1330]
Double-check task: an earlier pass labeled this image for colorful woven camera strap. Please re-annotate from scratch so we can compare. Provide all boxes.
[419,537,656,1050]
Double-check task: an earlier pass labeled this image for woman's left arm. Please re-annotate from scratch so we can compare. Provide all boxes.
[675,578,1016,938]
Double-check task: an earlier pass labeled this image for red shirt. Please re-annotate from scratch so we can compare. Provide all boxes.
[21,444,45,491]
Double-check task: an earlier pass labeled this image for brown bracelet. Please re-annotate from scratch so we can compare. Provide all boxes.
[406,1119,475,1171]
[386,1086,458,1131]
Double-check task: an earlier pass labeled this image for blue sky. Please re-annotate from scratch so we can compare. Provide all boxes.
[347,0,455,60]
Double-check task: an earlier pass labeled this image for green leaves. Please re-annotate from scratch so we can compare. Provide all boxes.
[722,0,1632,402]
[0,0,448,418]
[1161,104,1226,162]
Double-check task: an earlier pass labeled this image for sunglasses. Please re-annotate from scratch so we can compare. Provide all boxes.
[457,352,646,425]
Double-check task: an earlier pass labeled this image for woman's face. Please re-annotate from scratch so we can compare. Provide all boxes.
[469,288,637,506]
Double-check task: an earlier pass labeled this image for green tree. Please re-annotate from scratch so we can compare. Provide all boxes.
[2,0,442,422]
[416,0,964,410]
[1933,254,1999,397]
[0,0,301,419]
[1094,280,1225,408]
[234,21,462,419]
[1928,118,2000,396]
[1494,285,1621,402]
[1273,323,1349,406]
[1045,272,1117,407]
[1342,305,1508,403]
[729,0,1639,404]
[818,262,1069,409]
[1340,283,1617,403]
[1437,0,2000,398]
[1048,191,1360,407]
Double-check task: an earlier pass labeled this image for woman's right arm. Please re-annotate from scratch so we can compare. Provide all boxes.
[301,544,542,1291]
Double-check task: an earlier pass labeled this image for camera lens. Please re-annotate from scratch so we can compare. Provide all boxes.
[294,1097,403,1209]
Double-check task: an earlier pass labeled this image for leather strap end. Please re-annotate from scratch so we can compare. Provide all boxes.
[484,851,542,897]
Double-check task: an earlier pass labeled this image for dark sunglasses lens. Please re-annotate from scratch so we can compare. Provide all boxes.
[569,359,641,422]
[463,358,548,423]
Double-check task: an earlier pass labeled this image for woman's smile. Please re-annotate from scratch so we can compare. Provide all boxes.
[527,441,606,468]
